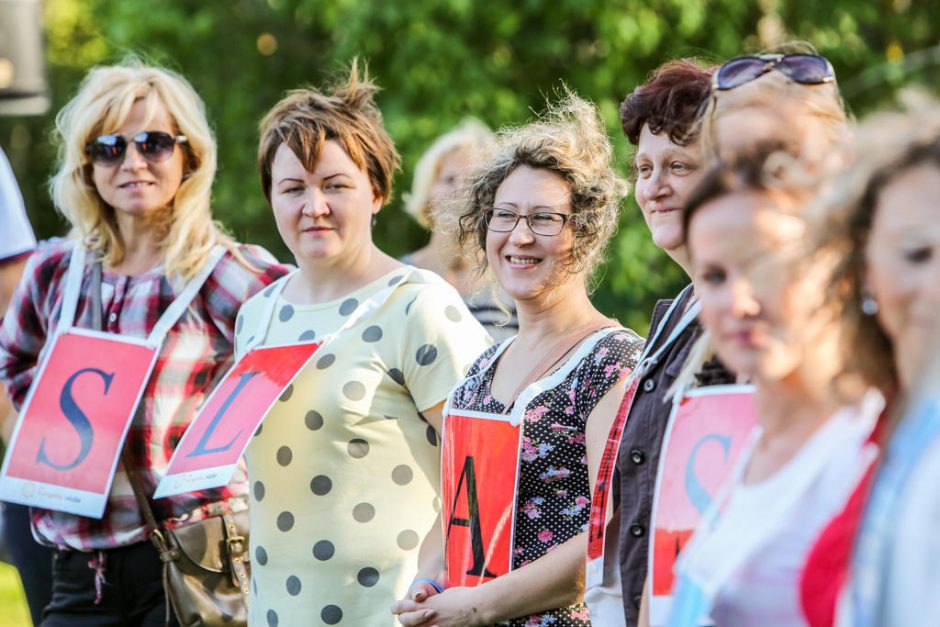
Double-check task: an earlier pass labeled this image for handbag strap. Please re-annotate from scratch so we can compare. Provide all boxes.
[223,512,250,601]
[85,254,167,552]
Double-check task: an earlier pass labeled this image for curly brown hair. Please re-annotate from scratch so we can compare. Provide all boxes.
[456,90,629,288]
[257,60,400,205]
[619,59,715,147]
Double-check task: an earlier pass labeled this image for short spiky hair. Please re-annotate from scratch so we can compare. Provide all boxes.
[257,60,400,205]
[619,59,715,147]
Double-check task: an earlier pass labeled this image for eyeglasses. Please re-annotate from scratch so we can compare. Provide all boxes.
[713,54,835,91]
[483,207,571,236]
[85,131,188,166]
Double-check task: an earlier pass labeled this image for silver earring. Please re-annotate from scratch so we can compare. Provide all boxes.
[371,215,377,227]
[861,293,879,316]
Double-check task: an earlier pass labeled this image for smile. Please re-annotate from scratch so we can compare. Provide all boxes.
[507,256,542,266]
[119,181,155,189]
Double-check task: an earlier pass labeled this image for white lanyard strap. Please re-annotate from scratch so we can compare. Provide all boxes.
[59,242,88,331]
[146,246,227,345]
[247,267,414,353]
[57,243,226,347]
[634,284,700,381]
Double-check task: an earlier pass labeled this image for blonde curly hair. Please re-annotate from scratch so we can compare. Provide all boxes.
[456,90,629,288]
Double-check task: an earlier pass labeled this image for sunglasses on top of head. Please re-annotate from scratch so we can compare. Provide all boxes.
[713,54,835,91]
[85,131,188,166]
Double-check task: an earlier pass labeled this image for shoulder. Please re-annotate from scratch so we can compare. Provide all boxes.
[394,268,476,320]
[587,327,644,367]
[465,342,503,378]
[20,238,74,288]
[208,244,292,300]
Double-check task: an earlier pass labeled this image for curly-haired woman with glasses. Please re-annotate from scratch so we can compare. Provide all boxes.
[392,92,644,626]
[0,60,288,625]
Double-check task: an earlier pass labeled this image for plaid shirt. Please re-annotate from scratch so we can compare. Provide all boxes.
[0,239,290,550]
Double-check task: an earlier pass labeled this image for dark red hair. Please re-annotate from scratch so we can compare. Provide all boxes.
[619,59,715,146]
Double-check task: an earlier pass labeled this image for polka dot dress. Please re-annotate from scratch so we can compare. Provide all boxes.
[450,329,643,626]
[236,268,491,626]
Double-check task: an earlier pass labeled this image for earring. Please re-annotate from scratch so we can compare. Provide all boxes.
[861,292,879,316]
[371,214,377,227]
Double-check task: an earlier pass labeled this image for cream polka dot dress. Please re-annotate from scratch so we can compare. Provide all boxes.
[235,268,491,626]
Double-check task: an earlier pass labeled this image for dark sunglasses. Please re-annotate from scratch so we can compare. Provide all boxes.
[84,131,188,166]
[714,54,835,91]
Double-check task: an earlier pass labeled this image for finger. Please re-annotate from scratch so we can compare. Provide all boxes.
[391,600,415,615]
[414,589,427,602]
[397,609,436,626]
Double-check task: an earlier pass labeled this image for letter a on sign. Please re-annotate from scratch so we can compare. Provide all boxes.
[0,330,159,518]
[155,341,321,498]
[441,410,523,587]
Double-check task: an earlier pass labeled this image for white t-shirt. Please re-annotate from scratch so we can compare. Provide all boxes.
[0,148,36,262]
[678,395,880,627]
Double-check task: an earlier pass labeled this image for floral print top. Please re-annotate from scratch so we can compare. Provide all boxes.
[450,328,644,626]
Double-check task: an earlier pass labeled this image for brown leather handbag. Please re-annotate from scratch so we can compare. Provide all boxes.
[92,258,250,626]
[124,453,251,627]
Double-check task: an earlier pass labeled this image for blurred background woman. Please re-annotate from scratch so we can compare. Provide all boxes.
[668,146,880,627]
[240,65,489,626]
[0,60,287,625]
[402,118,517,341]
[394,92,644,626]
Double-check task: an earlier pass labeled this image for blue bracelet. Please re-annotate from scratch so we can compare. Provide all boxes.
[415,577,444,593]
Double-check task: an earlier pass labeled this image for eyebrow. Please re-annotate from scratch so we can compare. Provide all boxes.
[494,203,567,212]
[277,177,305,185]
[322,172,353,181]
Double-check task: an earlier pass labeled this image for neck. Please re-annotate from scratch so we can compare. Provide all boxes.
[110,215,163,275]
[292,243,397,304]
[514,281,607,343]
[664,245,692,277]
[753,374,839,442]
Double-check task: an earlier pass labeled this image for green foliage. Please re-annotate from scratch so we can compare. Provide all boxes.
[2,0,939,333]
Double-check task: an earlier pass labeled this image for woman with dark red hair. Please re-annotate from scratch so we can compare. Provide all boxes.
[613,60,736,626]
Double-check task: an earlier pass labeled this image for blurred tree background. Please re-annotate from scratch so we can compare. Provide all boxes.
[2,0,939,331]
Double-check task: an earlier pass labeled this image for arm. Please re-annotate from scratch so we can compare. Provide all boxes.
[0,255,29,438]
[395,374,632,627]
[413,402,447,594]
[0,255,29,315]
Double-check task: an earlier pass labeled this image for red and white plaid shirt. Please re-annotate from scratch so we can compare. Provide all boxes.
[0,239,290,550]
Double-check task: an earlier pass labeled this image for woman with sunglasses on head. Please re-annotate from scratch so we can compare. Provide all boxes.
[239,65,490,626]
[615,59,736,627]
[402,120,519,342]
[802,100,940,627]
[392,92,644,627]
[665,144,882,627]
[0,60,288,626]
[700,45,849,167]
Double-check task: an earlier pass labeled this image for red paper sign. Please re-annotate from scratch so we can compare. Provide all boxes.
[0,330,158,518]
[587,376,638,560]
[154,342,320,498]
[442,411,522,588]
[648,386,756,623]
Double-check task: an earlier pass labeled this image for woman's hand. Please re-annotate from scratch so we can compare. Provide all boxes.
[393,586,489,627]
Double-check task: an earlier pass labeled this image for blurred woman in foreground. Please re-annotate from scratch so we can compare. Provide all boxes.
[667,146,881,627]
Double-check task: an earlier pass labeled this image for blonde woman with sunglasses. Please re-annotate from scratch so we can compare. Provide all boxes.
[0,60,288,625]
